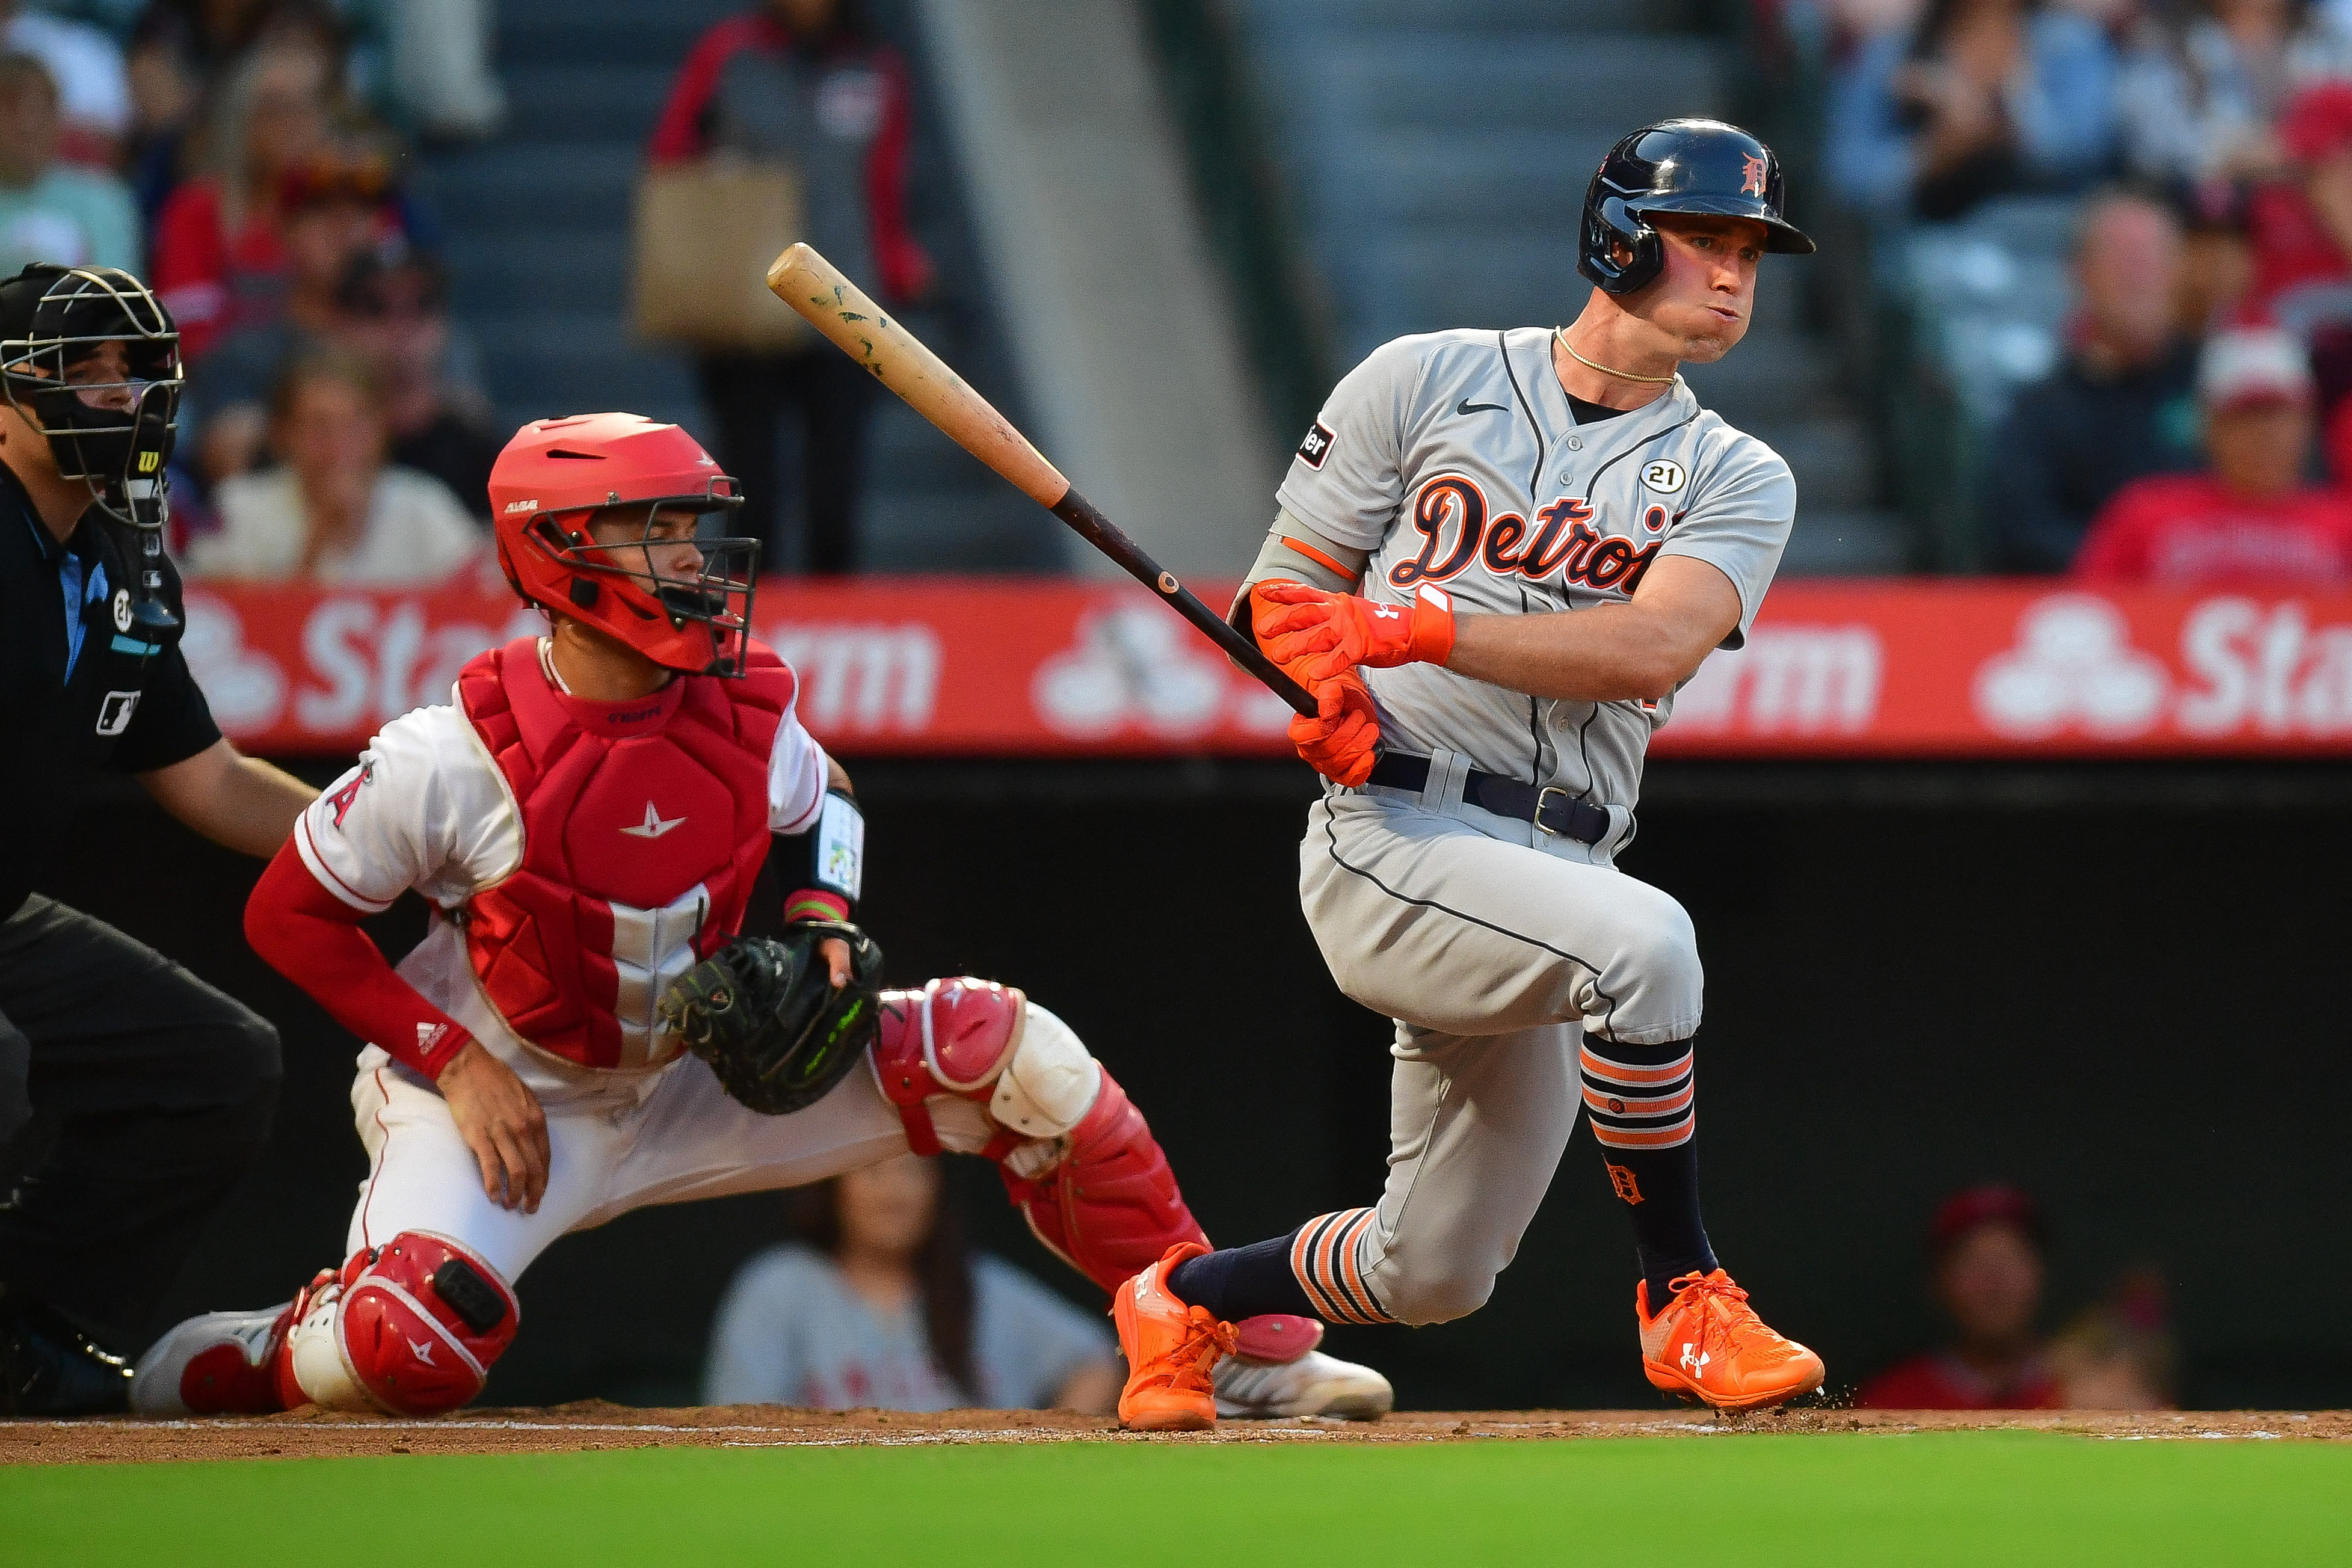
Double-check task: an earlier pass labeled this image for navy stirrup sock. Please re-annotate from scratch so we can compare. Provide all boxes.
[1581,1035,1718,1308]
[1166,1232,1314,1323]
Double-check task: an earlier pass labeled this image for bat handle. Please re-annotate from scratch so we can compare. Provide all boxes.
[1048,487,1319,718]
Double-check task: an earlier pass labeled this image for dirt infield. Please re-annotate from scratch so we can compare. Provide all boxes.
[2,1404,2343,1465]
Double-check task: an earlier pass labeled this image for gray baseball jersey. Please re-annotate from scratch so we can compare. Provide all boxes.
[1275,327,1794,811]
[1254,328,1798,1329]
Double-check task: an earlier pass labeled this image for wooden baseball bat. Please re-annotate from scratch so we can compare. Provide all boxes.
[765,242,1316,718]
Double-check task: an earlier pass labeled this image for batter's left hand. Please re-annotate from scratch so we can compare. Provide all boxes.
[1254,581,1456,682]
[1290,668,1382,786]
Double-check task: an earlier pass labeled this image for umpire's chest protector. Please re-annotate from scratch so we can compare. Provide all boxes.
[456,637,787,1070]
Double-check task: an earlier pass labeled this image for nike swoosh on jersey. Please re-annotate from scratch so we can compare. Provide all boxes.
[1455,399,1509,415]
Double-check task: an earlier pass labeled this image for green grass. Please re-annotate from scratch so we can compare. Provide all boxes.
[5,1433,2348,1567]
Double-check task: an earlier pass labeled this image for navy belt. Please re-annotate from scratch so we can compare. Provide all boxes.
[1365,753,1612,845]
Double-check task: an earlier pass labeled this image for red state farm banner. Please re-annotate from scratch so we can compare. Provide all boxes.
[1654,582,2352,757]
[181,577,1301,759]
[179,577,2352,759]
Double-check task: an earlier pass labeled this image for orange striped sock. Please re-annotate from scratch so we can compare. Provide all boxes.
[1165,1210,1399,1327]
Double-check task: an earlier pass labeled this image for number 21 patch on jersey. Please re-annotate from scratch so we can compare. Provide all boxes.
[1296,420,1337,469]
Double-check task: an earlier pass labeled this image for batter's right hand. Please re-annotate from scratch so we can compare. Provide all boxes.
[437,1041,550,1214]
[1254,580,1456,681]
[1291,669,1381,787]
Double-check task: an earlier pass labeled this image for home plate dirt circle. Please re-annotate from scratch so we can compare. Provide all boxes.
[3,1405,2345,1465]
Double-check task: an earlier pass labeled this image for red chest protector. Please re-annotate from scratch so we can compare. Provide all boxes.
[457,637,791,1069]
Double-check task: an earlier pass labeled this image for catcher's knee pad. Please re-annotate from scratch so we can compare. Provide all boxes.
[869,979,1101,1157]
[869,980,1204,1291]
[280,1232,519,1415]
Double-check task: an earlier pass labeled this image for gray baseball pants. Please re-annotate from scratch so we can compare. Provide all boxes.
[1296,764,1703,1327]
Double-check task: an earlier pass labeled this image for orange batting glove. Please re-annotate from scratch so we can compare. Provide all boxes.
[1252,580,1456,684]
[1289,668,1381,787]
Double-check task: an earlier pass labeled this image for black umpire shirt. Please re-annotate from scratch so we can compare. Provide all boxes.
[0,458,219,918]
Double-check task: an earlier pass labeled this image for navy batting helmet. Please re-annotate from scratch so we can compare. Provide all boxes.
[1578,120,1815,296]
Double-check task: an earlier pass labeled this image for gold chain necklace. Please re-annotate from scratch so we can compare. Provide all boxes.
[1553,327,1675,384]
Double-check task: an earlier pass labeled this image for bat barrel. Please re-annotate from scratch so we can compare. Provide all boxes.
[768,242,1316,720]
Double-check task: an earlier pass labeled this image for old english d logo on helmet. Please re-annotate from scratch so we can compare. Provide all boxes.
[1578,119,1816,297]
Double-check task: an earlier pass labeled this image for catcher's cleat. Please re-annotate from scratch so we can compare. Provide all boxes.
[1113,1242,1234,1432]
[131,1269,334,1416]
[1214,1315,1393,1421]
[1637,1268,1823,1413]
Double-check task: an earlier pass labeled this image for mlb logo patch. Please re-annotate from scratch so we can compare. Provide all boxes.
[1296,420,1336,469]
[95,690,141,736]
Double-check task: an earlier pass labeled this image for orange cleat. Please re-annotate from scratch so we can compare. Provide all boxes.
[1638,1268,1824,1413]
[1112,1242,1236,1432]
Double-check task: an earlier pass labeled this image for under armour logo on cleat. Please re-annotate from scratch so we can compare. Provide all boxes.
[1679,1342,1710,1376]
[621,802,685,839]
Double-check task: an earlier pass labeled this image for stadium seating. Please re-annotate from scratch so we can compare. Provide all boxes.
[1231,0,1906,573]
[423,0,1054,571]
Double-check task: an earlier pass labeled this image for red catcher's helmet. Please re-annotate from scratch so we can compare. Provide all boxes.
[488,413,759,676]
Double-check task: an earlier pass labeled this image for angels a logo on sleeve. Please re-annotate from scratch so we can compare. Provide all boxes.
[1296,420,1337,470]
[326,758,377,829]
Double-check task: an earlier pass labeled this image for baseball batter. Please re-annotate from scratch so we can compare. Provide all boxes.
[1112,120,1826,1429]
[131,413,1388,1422]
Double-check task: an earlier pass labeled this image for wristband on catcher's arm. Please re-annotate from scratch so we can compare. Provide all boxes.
[780,788,865,924]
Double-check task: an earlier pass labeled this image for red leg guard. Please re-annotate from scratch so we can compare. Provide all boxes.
[870,979,1210,1296]
[299,1232,520,1416]
[1005,1066,1208,1294]
[870,979,1028,1158]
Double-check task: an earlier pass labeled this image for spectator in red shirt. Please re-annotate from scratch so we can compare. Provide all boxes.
[1855,1186,2062,1411]
[648,0,931,573]
[2073,326,2352,583]
[2240,80,2352,416]
[149,36,334,361]
[188,150,398,485]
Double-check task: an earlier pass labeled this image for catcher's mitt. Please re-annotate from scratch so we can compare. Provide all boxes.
[658,922,884,1115]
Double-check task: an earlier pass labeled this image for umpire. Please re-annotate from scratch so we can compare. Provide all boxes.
[0,264,312,1414]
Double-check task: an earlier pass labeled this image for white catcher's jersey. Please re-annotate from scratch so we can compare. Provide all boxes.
[1278,328,1794,811]
[292,651,831,1066]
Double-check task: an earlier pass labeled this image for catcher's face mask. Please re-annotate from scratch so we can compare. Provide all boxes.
[534,492,759,676]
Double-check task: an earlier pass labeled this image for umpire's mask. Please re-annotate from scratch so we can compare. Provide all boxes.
[1,265,186,635]
[0,264,183,496]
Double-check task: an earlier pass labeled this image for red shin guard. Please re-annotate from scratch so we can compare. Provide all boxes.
[1005,1066,1208,1295]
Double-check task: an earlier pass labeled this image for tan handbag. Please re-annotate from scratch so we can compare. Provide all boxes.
[631,159,808,350]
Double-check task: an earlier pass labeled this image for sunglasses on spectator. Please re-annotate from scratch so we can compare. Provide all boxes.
[279,155,395,212]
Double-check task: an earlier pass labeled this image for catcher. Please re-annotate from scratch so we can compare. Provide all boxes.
[131,413,1389,1421]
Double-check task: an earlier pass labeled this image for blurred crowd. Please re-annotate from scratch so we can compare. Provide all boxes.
[1858,1185,2177,1410]
[2,0,926,586]
[703,1155,1120,1415]
[0,0,506,586]
[1792,0,2352,580]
